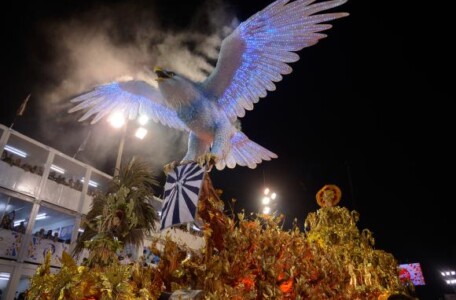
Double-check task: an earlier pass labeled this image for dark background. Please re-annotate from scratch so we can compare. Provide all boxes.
[1,0,454,298]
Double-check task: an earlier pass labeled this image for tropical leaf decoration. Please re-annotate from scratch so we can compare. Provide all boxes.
[74,158,159,257]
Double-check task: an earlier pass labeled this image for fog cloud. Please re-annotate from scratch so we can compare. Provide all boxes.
[32,0,237,175]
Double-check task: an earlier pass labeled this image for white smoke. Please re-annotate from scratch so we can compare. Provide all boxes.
[33,0,237,174]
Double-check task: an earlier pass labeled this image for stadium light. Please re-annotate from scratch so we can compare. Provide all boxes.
[261,187,277,215]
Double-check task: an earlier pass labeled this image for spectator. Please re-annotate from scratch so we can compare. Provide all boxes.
[52,232,60,242]
[1,210,15,230]
[15,221,26,234]
[45,229,53,239]
[0,213,11,229]
[34,228,45,238]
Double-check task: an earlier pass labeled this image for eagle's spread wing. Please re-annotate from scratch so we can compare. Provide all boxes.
[203,0,348,122]
[68,80,188,131]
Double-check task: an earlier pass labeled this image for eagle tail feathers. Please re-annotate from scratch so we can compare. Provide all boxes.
[215,131,277,170]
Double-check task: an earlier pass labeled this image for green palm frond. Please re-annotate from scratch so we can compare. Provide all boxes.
[74,158,159,257]
[111,158,159,193]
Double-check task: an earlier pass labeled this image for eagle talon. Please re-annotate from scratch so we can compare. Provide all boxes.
[196,153,218,169]
[163,161,179,175]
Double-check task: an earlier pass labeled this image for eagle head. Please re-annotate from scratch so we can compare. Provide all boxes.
[154,67,175,82]
[154,67,199,108]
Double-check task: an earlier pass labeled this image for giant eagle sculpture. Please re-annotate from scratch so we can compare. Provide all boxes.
[69,0,348,170]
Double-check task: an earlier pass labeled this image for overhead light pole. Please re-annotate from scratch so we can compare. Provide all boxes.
[114,124,127,177]
[109,112,148,177]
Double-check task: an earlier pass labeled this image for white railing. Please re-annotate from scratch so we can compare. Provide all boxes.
[0,123,112,214]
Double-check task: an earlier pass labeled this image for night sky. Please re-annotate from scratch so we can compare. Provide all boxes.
[1,0,454,298]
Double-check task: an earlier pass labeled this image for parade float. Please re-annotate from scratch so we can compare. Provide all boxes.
[26,161,414,299]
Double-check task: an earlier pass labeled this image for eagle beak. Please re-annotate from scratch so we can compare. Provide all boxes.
[154,67,171,81]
